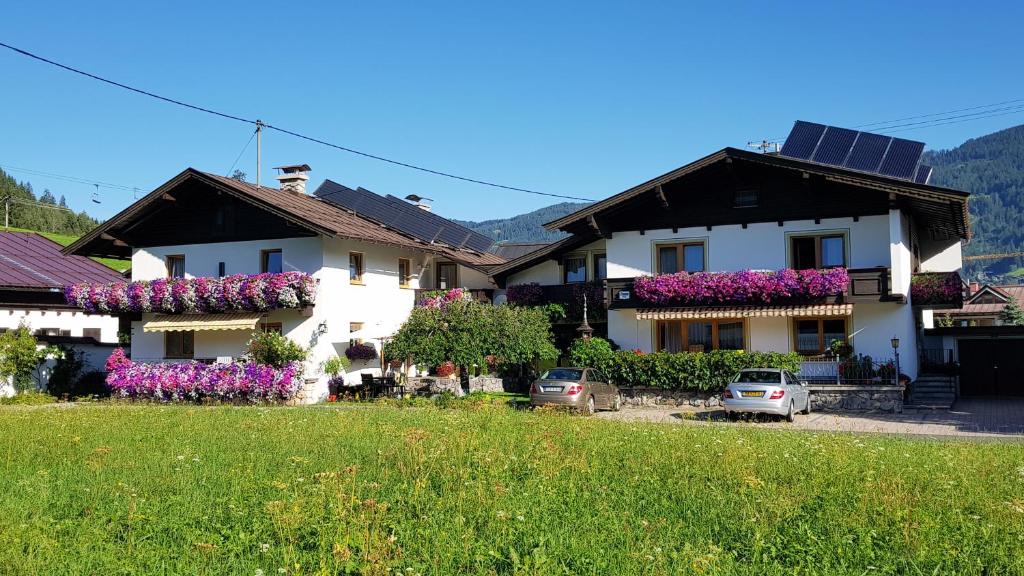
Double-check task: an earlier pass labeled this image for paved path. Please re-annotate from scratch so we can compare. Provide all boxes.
[595,397,1024,439]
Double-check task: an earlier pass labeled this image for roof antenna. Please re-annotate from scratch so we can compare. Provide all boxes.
[747,140,781,154]
[91,184,101,204]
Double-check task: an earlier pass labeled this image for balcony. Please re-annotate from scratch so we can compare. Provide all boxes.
[910,271,965,309]
[505,281,606,323]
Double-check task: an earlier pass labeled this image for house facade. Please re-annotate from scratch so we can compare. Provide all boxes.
[63,167,503,401]
[492,122,970,382]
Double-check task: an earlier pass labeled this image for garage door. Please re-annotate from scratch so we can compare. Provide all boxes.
[958,338,1024,396]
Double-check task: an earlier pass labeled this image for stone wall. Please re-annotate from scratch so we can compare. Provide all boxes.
[808,385,903,413]
[405,376,513,395]
[620,385,904,413]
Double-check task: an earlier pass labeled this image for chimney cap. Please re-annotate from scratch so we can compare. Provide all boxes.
[273,164,312,173]
[404,194,433,203]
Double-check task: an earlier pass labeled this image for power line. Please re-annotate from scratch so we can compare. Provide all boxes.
[878,107,1024,135]
[226,127,257,176]
[852,98,1024,129]
[0,41,596,202]
[870,103,1024,133]
[0,163,139,192]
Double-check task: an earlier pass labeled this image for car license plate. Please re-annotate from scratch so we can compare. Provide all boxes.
[740,390,764,398]
[542,386,562,393]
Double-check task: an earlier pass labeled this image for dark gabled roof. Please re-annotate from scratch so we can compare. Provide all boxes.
[543,147,971,238]
[63,169,504,270]
[0,232,122,290]
[489,242,553,260]
[488,234,598,284]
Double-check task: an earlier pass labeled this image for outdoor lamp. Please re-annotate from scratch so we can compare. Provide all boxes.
[890,336,900,350]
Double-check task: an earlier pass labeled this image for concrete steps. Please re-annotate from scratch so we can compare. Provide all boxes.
[907,375,956,408]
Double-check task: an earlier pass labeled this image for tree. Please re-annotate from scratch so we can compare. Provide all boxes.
[39,189,56,204]
[230,170,248,182]
[0,324,41,391]
[58,195,67,208]
[1001,297,1024,326]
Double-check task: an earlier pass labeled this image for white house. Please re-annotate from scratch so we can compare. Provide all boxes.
[490,121,970,383]
[63,166,504,401]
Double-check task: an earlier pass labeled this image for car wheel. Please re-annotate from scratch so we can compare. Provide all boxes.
[726,411,738,422]
[611,394,622,412]
[786,401,796,423]
[804,396,812,415]
[581,395,595,416]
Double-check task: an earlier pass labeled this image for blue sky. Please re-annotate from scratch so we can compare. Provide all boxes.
[1,1,1022,225]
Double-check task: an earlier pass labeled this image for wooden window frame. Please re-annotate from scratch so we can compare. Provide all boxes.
[165,255,185,278]
[562,254,588,284]
[350,322,364,345]
[398,258,412,288]
[792,317,848,356]
[654,241,706,275]
[733,189,759,208]
[82,328,102,340]
[349,252,365,285]
[261,249,283,274]
[593,253,608,281]
[435,261,458,290]
[164,331,195,359]
[787,232,848,270]
[259,322,283,334]
[654,319,745,352]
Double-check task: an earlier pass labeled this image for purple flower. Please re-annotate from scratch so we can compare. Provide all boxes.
[105,355,303,403]
[634,268,849,306]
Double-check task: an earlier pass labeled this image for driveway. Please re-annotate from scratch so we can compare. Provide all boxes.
[595,397,1024,439]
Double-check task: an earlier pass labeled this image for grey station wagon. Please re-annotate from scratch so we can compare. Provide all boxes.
[529,367,621,415]
[722,368,811,422]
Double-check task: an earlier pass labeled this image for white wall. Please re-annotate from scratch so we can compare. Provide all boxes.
[919,235,963,273]
[889,209,913,297]
[850,302,918,379]
[131,237,325,281]
[0,308,118,343]
[607,309,651,352]
[606,215,891,278]
[508,260,561,286]
[748,317,789,352]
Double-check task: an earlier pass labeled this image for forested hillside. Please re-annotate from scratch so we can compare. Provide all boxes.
[0,168,101,235]
[455,201,588,244]
[924,124,1024,282]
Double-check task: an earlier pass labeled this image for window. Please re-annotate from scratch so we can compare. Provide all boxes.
[398,258,412,288]
[259,322,282,334]
[563,255,587,283]
[83,328,101,340]
[261,249,283,273]
[656,242,705,274]
[34,328,68,337]
[734,189,759,208]
[349,252,365,284]
[790,234,846,270]
[655,319,744,352]
[793,318,847,355]
[594,253,608,281]
[350,322,364,344]
[166,255,185,278]
[436,262,458,290]
[164,331,194,359]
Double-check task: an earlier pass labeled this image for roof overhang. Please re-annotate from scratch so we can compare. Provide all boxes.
[543,147,970,239]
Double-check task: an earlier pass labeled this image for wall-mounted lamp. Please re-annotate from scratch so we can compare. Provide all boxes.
[316,320,328,336]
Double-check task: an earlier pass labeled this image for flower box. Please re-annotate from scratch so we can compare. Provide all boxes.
[910,272,964,308]
[633,268,849,307]
[64,272,317,314]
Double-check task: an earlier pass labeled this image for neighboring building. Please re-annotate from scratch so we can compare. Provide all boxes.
[938,283,1024,326]
[62,166,504,401]
[490,121,971,381]
[0,231,120,341]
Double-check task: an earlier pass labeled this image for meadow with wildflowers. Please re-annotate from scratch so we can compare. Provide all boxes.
[0,404,1022,575]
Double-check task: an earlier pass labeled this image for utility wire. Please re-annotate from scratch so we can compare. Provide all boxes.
[226,127,257,176]
[8,198,73,212]
[852,98,1024,129]
[0,163,139,191]
[0,40,596,202]
[879,107,1024,135]
[869,103,1024,132]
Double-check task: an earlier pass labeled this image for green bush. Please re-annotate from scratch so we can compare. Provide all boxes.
[0,324,41,391]
[321,355,351,377]
[0,391,57,405]
[572,342,801,392]
[568,337,615,368]
[246,331,307,369]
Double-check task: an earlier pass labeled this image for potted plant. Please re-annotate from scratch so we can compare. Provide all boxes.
[322,355,351,397]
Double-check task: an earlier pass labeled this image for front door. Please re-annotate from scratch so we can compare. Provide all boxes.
[436,262,458,290]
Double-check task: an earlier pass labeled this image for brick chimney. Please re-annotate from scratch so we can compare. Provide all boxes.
[274,164,311,195]
[968,281,980,295]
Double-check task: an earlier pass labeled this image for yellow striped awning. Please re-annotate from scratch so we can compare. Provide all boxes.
[143,313,263,332]
[636,303,853,320]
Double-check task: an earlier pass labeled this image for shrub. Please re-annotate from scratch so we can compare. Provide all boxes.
[598,349,801,392]
[345,342,378,362]
[321,355,351,377]
[45,346,85,399]
[568,337,615,369]
[0,324,40,391]
[247,331,307,369]
[0,391,57,405]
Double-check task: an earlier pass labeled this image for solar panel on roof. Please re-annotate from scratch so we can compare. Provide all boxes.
[779,121,826,160]
[878,139,925,180]
[778,120,928,183]
[915,164,933,184]
[312,180,494,253]
[811,126,858,166]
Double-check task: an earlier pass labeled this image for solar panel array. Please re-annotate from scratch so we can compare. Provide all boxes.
[313,180,494,252]
[779,121,930,182]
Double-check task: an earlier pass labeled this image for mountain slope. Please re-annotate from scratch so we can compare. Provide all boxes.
[924,124,1024,281]
[455,201,589,244]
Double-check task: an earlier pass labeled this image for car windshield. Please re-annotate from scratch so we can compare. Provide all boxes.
[540,369,583,381]
[733,370,782,384]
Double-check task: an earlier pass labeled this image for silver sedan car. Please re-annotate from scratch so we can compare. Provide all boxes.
[529,367,621,415]
[722,368,811,422]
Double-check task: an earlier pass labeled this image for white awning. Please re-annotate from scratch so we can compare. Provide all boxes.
[143,313,263,332]
[636,303,853,320]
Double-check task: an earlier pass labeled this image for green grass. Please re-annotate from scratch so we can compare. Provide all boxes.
[1,405,1023,575]
[4,226,130,272]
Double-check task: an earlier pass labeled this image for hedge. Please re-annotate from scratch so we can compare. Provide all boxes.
[569,338,801,392]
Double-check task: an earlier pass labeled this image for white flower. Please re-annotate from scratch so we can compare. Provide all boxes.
[256,570,265,576]
[260,543,270,553]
